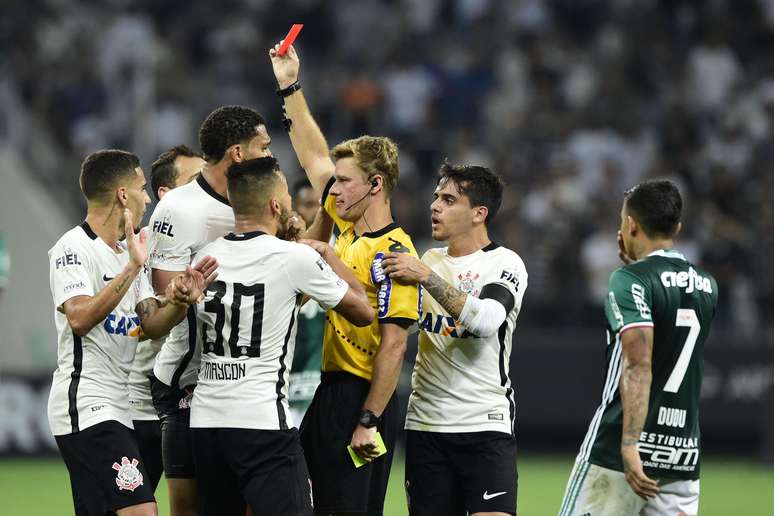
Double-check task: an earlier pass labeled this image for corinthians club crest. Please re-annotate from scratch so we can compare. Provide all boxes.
[457,271,480,296]
[112,456,144,492]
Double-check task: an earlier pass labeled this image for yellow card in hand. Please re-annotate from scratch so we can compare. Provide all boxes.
[347,431,387,468]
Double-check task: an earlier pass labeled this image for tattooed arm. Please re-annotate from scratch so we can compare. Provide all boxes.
[137,255,219,340]
[421,270,467,319]
[61,262,144,337]
[135,295,188,340]
[619,326,660,500]
[381,252,468,318]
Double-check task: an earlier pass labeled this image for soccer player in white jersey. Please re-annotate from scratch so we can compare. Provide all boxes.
[48,149,218,516]
[189,156,374,515]
[146,106,273,516]
[129,145,205,493]
[383,163,528,516]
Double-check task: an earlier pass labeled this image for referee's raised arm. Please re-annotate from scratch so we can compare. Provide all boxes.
[269,42,335,199]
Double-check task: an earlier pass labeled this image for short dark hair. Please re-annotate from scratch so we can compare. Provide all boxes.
[150,145,203,201]
[438,162,504,225]
[79,149,140,202]
[226,157,281,216]
[199,105,266,163]
[292,177,314,197]
[624,180,682,238]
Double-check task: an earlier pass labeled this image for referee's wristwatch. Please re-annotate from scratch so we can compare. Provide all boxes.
[358,409,381,428]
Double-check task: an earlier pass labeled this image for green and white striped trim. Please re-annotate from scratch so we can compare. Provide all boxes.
[557,460,591,516]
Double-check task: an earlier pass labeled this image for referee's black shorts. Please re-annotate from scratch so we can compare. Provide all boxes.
[299,371,398,515]
[405,429,518,516]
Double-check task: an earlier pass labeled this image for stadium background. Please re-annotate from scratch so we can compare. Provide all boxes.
[0,0,772,513]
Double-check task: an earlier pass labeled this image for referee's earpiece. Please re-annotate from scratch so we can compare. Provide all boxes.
[370,178,379,193]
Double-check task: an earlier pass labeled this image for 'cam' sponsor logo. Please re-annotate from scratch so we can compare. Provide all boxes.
[103,313,142,337]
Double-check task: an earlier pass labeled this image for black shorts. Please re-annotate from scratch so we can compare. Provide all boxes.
[405,430,518,516]
[299,371,398,515]
[149,375,195,479]
[55,420,155,515]
[132,419,163,492]
[191,427,312,516]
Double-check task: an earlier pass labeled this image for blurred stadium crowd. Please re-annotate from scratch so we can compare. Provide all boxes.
[0,0,771,335]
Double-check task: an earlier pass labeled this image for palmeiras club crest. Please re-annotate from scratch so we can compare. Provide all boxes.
[112,456,144,491]
[457,271,480,296]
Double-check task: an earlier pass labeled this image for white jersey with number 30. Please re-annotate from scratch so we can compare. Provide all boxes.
[190,231,349,431]
[405,243,528,435]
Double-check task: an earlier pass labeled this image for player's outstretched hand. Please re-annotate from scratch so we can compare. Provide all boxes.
[168,255,219,305]
[621,444,659,500]
[351,425,379,462]
[124,210,147,268]
[617,230,634,265]
[382,252,430,284]
[269,42,300,89]
[278,210,306,241]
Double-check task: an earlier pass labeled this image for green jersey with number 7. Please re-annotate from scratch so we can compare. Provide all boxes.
[580,249,718,480]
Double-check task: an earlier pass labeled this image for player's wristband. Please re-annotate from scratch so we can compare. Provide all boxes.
[276,81,301,98]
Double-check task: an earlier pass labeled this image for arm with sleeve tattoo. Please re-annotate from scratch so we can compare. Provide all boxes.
[620,327,653,446]
[420,270,468,319]
[619,326,659,499]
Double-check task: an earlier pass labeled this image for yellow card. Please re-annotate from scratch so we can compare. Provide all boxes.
[347,431,387,468]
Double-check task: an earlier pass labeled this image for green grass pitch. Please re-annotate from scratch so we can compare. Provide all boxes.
[2,454,771,515]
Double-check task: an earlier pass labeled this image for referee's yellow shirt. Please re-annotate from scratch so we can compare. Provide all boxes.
[319,178,420,381]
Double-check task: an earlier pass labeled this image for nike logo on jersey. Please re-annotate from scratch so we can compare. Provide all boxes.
[103,274,115,282]
[482,490,507,500]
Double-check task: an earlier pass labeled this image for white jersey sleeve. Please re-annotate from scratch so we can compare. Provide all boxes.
[49,235,95,308]
[285,244,349,310]
[480,251,528,316]
[148,199,205,272]
[132,264,156,307]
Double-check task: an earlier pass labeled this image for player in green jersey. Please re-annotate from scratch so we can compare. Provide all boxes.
[558,180,718,516]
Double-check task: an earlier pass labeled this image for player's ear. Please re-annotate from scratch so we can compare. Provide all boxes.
[674,221,683,238]
[473,205,488,225]
[270,198,281,216]
[117,186,128,207]
[229,144,242,164]
[626,215,638,236]
[158,186,169,200]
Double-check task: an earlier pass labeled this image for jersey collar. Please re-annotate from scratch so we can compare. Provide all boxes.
[79,221,98,240]
[648,249,686,261]
[197,174,231,207]
[224,230,266,241]
[360,221,399,239]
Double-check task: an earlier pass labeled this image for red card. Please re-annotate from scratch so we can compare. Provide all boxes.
[278,24,304,56]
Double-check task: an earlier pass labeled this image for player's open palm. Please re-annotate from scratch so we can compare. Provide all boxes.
[269,42,299,89]
[169,256,219,305]
[124,209,147,267]
[621,445,659,500]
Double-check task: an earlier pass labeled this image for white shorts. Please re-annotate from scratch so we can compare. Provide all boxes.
[558,460,699,516]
